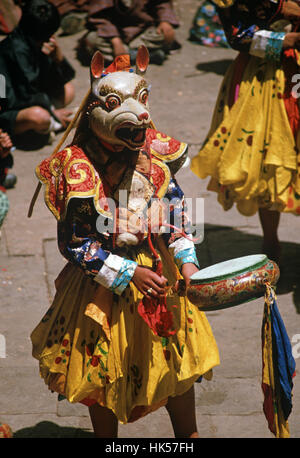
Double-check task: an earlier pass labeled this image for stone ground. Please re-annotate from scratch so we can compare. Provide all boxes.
[0,0,299,440]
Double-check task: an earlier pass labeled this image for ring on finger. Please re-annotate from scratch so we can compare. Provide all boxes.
[147,287,153,295]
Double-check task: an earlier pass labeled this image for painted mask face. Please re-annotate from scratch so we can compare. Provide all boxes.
[88,47,151,151]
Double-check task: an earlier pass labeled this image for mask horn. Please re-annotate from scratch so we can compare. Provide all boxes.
[136,45,149,76]
[90,51,105,82]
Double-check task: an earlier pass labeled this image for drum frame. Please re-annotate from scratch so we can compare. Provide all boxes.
[187,256,280,311]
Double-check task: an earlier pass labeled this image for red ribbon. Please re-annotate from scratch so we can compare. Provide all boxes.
[137,231,177,337]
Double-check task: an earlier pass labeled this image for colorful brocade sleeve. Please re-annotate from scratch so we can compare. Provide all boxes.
[162,178,200,271]
[217,0,285,60]
[57,198,137,295]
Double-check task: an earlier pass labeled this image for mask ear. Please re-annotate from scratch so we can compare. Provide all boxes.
[136,45,149,75]
[90,51,105,83]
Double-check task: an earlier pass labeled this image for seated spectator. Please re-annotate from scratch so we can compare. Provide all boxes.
[0,0,76,144]
[0,129,14,232]
[47,0,90,36]
[80,0,181,65]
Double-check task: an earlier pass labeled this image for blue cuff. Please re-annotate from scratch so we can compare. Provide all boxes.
[174,247,200,271]
[110,258,138,295]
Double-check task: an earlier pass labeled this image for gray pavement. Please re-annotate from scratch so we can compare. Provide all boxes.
[0,0,299,438]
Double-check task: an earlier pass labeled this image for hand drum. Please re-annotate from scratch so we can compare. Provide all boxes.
[187,254,280,311]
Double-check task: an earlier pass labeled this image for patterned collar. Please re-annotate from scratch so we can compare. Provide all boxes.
[35,128,187,221]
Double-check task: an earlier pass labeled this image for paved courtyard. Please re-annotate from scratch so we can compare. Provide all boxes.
[0,0,299,438]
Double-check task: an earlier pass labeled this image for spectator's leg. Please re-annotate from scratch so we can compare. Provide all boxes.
[50,81,75,109]
[80,32,121,63]
[62,81,75,106]
[14,106,51,135]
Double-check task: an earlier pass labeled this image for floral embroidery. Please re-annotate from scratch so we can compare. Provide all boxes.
[130,365,143,396]
[214,125,231,150]
[85,339,109,381]
[187,309,194,333]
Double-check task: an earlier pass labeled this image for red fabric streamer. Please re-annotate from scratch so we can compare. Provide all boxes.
[282,49,300,138]
[137,232,177,337]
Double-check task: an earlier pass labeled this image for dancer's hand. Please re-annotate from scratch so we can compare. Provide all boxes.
[181,263,199,288]
[173,263,199,296]
[132,266,168,298]
[281,1,300,21]
[283,31,300,49]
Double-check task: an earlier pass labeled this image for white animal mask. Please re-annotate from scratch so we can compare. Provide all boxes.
[87,46,152,151]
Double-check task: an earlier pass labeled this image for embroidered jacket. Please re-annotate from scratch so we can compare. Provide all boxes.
[212,0,287,60]
[37,129,199,295]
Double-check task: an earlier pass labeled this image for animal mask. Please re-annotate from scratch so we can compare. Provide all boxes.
[87,46,151,151]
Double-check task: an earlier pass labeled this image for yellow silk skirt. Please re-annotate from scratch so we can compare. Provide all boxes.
[191,52,300,216]
[31,241,219,424]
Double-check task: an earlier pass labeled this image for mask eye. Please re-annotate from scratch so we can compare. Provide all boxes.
[139,89,149,105]
[105,95,121,111]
